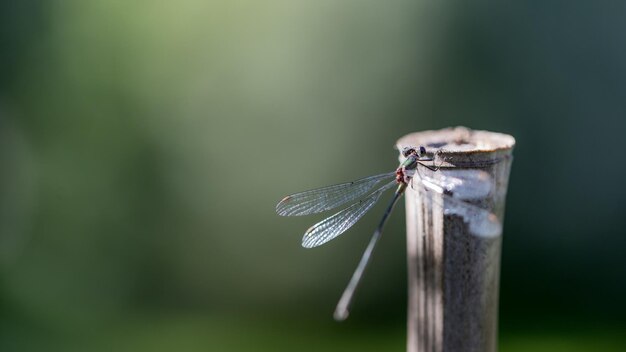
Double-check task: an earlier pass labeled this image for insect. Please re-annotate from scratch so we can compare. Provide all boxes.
[276,146,499,320]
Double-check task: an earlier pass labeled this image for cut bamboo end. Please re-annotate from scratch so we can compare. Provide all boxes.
[397,126,515,167]
[397,127,515,352]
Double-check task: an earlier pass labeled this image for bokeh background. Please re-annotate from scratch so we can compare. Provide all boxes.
[1,1,625,351]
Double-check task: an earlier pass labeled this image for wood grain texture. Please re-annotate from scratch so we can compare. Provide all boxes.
[397,127,515,352]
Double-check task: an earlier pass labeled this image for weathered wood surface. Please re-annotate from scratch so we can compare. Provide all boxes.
[397,127,515,352]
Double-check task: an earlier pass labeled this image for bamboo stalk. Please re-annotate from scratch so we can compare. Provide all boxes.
[397,127,515,352]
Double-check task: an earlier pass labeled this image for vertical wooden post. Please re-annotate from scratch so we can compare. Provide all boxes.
[397,127,515,352]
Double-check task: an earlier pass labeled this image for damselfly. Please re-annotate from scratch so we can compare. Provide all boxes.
[276,146,499,320]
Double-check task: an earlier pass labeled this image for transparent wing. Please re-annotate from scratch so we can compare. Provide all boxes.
[414,169,502,237]
[276,172,395,216]
[301,181,397,248]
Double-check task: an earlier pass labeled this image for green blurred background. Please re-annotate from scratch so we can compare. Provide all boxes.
[1,1,625,351]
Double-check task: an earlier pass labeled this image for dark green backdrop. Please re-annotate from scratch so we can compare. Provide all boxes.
[1,1,624,351]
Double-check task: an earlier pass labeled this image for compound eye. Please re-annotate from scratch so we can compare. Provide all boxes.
[419,146,426,155]
[402,147,416,157]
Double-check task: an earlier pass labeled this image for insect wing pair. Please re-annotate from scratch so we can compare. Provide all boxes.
[276,148,501,319]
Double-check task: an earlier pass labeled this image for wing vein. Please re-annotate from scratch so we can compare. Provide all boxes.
[276,172,394,216]
[301,181,397,248]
